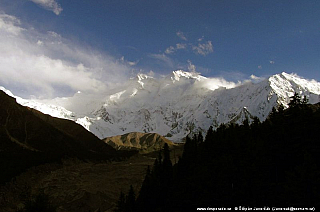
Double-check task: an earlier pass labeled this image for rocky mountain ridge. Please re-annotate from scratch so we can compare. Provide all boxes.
[2,71,320,142]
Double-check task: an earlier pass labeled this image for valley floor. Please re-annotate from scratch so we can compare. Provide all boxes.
[0,155,156,212]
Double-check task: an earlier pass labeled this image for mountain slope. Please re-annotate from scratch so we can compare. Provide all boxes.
[2,71,320,142]
[0,90,119,184]
[103,132,176,153]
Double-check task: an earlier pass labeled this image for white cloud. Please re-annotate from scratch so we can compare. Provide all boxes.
[127,60,138,66]
[37,40,43,45]
[0,13,24,35]
[187,60,196,73]
[29,0,63,15]
[47,30,61,38]
[119,56,138,66]
[164,33,213,57]
[198,36,204,42]
[0,12,131,98]
[197,73,266,91]
[165,41,214,56]
[196,77,238,91]
[165,43,187,54]
[149,53,174,68]
[250,74,264,81]
[176,43,187,50]
[192,41,213,56]
[176,31,187,41]
[165,46,175,54]
[1,55,105,93]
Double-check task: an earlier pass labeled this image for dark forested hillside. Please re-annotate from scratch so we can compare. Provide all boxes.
[131,100,320,211]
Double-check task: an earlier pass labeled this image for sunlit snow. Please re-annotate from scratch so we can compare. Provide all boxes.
[2,71,320,142]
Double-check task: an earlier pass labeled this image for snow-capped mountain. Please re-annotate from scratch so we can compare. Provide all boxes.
[2,71,320,142]
[0,86,77,120]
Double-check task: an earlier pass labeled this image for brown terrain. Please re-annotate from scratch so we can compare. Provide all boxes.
[0,155,154,212]
[0,146,183,212]
[103,132,177,154]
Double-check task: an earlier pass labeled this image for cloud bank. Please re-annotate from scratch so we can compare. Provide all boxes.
[29,0,63,15]
[0,12,131,99]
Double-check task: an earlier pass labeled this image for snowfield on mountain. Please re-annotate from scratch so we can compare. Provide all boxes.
[2,71,320,142]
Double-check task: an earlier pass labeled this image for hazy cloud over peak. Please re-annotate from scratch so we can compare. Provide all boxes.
[0,12,131,98]
[29,0,63,15]
[250,74,264,82]
[187,60,196,73]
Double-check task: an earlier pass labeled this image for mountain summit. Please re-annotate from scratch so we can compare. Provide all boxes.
[2,71,320,141]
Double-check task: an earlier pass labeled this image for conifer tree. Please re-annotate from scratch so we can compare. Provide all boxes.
[114,191,126,212]
[152,158,160,178]
[205,126,214,143]
[125,185,135,212]
[136,166,154,212]
[289,92,302,107]
[278,104,285,113]
[162,143,172,168]
[182,135,197,161]
[197,131,204,144]
[252,116,260,125]
[182,135,191,159]
[157,149,162,166]
[302,95,309,104]
[271,106,277,115]
[162,143,173,182]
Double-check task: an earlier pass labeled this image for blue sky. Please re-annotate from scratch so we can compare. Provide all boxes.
[0,0,319,98]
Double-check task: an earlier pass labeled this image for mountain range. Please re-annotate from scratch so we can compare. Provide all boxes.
[2,71,320,142]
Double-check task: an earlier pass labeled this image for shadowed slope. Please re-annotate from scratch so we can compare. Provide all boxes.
[0,91,121,184]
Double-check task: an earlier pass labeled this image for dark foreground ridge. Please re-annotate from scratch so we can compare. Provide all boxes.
[0,90,135,185]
